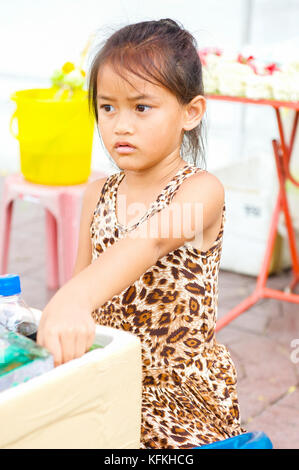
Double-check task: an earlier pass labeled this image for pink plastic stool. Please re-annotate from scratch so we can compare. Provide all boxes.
[0,171,107,289]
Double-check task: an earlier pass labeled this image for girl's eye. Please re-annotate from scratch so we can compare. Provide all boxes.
[99,104,151,113]
[100,104,115,113]
[136,104,151,113]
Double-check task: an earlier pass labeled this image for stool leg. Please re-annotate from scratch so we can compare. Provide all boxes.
[57,193,80,286]
[0,198,14,275]
[45,209,59,290]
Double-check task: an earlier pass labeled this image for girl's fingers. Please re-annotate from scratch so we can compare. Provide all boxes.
[36,324,44,347]
[43,330,63,367]
[86,324,96,352]
[74,331,88,359]
[60,330,76,364]
[36,313,95,366]
[36,310,48,347]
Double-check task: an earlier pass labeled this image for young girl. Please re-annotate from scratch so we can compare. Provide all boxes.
[37,18,245,449]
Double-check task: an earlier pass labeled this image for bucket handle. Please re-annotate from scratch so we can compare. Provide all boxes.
[10,110,19,140]
[9,108,94,145]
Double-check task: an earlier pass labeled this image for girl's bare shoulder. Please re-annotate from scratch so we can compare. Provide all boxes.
[172,168,225,232]
[176,169,224,206]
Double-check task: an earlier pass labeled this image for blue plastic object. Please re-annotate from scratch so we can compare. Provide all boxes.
[0,274,21,296]
[194,431,273,449]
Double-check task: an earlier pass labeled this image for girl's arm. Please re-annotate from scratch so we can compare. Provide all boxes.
[37,171,223,366]
[37,224,160,366]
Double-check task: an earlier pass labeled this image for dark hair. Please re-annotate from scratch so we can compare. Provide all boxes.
[87,18,206,170]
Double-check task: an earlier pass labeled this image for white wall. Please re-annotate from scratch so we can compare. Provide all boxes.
[0,0,298,176]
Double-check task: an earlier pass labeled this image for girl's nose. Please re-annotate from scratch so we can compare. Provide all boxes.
[114,111,134,134]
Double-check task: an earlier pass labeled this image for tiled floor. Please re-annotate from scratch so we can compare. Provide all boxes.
[1,180,299,449]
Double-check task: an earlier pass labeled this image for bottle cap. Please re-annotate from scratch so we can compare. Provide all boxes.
[0,274,21,296]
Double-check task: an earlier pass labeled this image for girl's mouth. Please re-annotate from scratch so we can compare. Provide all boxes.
[115,143,136,154]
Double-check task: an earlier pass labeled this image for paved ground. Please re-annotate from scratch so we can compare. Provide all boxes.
[1,180,299,449]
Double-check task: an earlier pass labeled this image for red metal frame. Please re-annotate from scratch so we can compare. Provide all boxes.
[206,94,299,331]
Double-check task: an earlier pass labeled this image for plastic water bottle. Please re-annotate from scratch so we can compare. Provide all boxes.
[0,274,37,340]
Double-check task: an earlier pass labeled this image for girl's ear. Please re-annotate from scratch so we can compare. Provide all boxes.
[182,95,206,132]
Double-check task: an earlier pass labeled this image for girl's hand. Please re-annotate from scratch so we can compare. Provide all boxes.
[36,285,96,367]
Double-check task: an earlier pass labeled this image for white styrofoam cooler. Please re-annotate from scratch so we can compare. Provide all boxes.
[214,155,298,277]
[0,309,142,449]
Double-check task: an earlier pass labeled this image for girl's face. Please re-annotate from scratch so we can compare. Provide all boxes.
[96,62,187,171]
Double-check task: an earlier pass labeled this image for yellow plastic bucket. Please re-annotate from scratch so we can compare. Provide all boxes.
[10,88,94,185]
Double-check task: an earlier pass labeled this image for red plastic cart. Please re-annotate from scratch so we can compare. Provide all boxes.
[206,94,299,331]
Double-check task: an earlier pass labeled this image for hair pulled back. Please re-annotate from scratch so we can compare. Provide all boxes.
[88,18,206,169]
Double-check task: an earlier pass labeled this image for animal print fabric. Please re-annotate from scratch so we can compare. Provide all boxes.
[90,163,245,449]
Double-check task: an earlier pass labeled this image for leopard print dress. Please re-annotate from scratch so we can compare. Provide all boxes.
[90,163,244,449]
